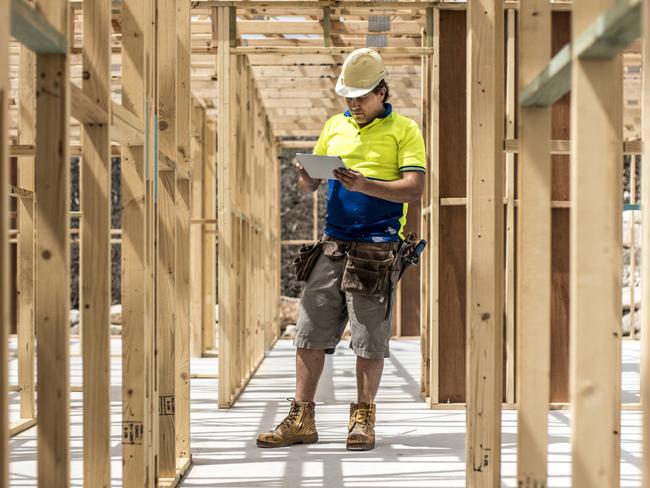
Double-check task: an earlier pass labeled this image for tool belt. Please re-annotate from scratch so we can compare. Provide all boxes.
[294,234,427,305]
[293,241,323,282]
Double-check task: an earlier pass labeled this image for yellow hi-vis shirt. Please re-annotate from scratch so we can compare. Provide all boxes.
[313,103,426,242]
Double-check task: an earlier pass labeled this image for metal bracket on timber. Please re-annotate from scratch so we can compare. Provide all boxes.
[521,0,641,107]
[10,0,67,54]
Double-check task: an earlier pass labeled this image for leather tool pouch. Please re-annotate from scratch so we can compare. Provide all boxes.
[293,241,323,282]
[341,246,395,298]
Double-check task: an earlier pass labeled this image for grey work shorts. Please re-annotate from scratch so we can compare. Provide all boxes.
[293,238,399,359]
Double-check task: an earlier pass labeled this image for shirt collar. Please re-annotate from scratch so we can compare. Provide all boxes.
[344,102,393,119]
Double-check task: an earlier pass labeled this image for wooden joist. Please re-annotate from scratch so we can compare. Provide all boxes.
[10,0,67,54]
[575,0,641,58]
[522,0,640,107]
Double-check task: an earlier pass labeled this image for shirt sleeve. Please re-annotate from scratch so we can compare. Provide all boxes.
[313,117,331,156]
[397,121,427,173]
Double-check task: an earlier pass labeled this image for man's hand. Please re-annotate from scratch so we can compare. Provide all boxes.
[294,160,321,193]
[333,168,369,193]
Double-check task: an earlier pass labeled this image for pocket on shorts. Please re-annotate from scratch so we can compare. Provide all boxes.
[293,242,323,282]
[341,250,393,297]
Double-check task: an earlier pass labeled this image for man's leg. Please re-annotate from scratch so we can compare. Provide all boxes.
[296,348,326,402]
[356,356,384,404]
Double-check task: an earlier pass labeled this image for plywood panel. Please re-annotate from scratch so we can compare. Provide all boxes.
[550,10,571,403]
[437,9,467,403]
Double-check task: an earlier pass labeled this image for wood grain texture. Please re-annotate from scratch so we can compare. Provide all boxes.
[157,170,177,478]
[570,0,623,486]
[34,0,70,485]
[516,0,552,484]
[175,178,191,460]
[81,0,112,484]
[190,101,205,357]
[121,0,154,484]
[217,5,234,407]
[466,0,505,485]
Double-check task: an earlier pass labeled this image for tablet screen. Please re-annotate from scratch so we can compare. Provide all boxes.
[296,154,346,180]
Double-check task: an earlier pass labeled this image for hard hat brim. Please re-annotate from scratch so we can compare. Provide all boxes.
[335,75,381,98]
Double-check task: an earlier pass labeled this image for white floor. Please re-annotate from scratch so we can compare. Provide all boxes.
[8,338,643,487]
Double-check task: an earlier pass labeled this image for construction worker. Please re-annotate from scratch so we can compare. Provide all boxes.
[257,48,426,451]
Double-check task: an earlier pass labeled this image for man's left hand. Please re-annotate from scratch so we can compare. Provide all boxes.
[333,168,369,193]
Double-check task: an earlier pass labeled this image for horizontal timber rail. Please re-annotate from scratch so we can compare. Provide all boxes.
[66,0,574,11]
[10,0,67,54]
[190,1,572,11]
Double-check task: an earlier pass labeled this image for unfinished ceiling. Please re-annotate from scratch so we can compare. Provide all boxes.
[6,0,643,145]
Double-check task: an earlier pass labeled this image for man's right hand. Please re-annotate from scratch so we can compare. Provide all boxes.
[295,160,321,193]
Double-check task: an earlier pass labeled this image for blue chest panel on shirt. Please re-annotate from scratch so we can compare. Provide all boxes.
[325,180,403,242]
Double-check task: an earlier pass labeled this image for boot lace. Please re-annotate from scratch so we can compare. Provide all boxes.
[276,398,301,430]
[353,409,370,424]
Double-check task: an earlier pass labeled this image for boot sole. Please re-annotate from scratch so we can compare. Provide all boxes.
[256,433,319,448]
[346,441,375,451]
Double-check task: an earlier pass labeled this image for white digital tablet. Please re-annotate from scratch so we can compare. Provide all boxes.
[295,153,346,180]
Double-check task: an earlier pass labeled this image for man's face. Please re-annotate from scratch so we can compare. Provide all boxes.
[345,88,386,125]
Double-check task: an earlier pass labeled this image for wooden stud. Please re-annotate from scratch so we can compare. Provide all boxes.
[516,0,552,484]
[17,40,35,425]
[175,0,192,465]
[217,5,235,408]
[466,0,504,485]
[0,0,9,483]
[33,0,71,484]
[570,0,623,486]
[80,0,112,483]
[175,177,191,462]
[121,0,155,484]
[157,0,178,477]
[503,8,516,406]
[157,169,177,479]
[202,109,216,354]
[190,101,205,357]
[642,0,650,483]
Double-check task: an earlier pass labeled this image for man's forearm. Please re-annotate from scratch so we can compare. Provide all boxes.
[360,178,421,203]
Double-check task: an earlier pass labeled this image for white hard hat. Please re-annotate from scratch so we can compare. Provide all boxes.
[335,48,386,98]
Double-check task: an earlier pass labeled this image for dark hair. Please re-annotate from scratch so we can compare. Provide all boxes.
[372,79,390,102]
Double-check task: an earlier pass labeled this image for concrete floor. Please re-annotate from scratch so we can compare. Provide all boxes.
[8,337,643,487]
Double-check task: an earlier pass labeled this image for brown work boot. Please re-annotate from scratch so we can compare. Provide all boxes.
[256,398,319,448]
[346,402,376,451]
